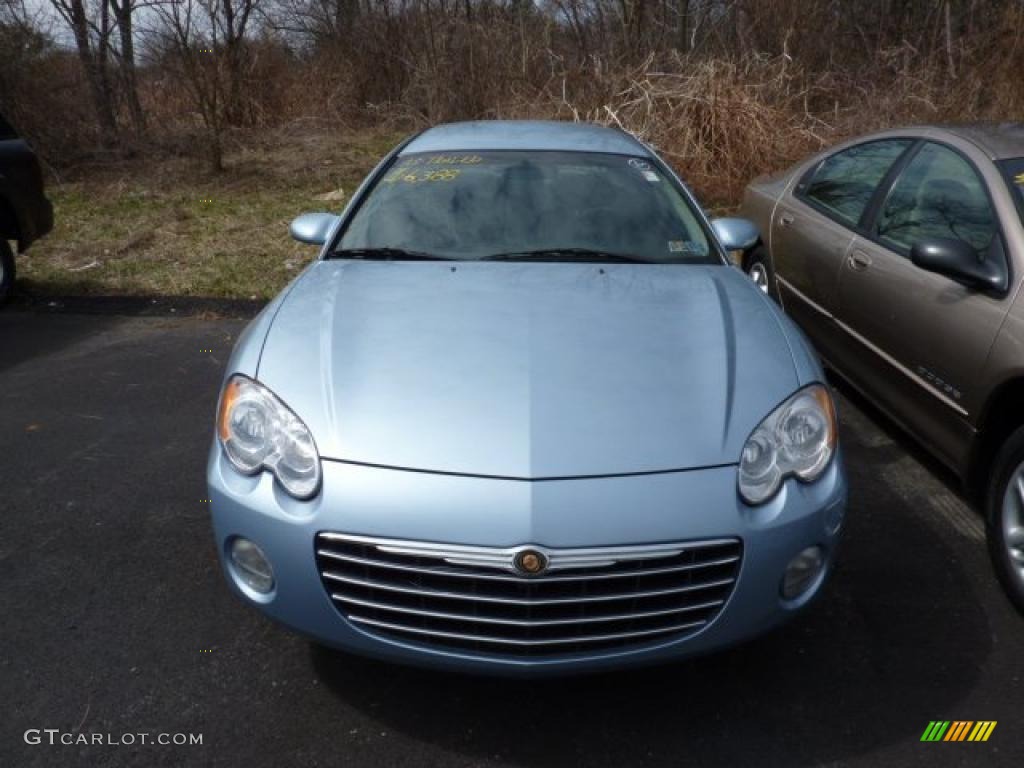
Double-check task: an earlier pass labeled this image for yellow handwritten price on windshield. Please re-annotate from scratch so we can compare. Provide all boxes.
[383,168,461,184]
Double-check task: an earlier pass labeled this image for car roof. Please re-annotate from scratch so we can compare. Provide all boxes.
[933,123,1024,161]
[855,123,1024,161]
[400,120,652,157]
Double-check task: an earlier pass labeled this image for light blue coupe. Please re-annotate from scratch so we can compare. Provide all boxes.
[207,121,847,675]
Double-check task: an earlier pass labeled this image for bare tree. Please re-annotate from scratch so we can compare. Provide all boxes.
[215,0,262,125]
[154,0,228,170]
[48,0,119,144]
[0,0,50,116]
[943,0,957,79]
[109,0,147,134]
[268,0,359,42]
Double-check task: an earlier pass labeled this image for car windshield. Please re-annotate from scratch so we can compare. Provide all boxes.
[335,150,717,263]
[1000,157,1024,227]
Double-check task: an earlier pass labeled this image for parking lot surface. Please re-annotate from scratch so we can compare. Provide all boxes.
[1,308,1021,767]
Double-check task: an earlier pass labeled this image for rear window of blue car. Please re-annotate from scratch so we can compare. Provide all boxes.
[337,151,717,263]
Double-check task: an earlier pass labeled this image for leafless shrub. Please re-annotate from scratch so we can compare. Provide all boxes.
[4,0,1024,204]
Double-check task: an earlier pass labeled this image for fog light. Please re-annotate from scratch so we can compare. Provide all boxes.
[230,538,274,594]
[781,546,824,600]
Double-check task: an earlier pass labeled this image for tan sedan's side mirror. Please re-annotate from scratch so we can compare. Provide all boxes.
[910,237,1007,293]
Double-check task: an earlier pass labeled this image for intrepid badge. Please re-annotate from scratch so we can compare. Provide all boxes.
[514,549,548,576]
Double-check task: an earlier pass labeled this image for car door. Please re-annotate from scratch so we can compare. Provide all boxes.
[772,139,915,354]
[834,140,1013,472]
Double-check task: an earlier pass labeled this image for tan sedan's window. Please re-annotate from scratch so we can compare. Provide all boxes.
[877,142,996,253]
[803,139,912,226]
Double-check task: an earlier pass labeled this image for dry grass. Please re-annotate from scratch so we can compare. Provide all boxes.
[19,127,405,298]
[530,47,1024,206]
[547,54,831,207]
[16,31,1024,299]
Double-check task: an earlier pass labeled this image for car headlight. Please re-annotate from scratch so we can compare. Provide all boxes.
[738,384,837,505]
[217,375,321,499]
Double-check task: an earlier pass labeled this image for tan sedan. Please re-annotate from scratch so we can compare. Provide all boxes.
[739,123,1024,612]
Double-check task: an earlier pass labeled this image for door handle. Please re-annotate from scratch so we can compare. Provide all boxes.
[848,251,872,270]
[779,213,794,228]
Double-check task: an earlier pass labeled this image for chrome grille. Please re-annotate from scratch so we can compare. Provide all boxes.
[315,533,742,658]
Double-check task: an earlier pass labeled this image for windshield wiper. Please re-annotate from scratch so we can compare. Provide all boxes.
[482,248,652,264]
[327,247,454,261]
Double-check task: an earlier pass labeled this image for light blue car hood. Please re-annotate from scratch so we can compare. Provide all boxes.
[256,260,809,478]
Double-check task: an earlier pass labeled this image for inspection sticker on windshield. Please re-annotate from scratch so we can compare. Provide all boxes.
[669,240,706,255]
[628,158,659,181]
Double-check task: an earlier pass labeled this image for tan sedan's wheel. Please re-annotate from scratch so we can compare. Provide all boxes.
[987,426,1024,614]
[744,246,777,301]
[1000,474,1024,567]
[748,262,768,292]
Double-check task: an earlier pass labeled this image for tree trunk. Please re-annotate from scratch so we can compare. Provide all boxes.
[222,0,244,126]
[677,0,689,52]
[64,0,119,145]
[97,0,117,126]
[944,0,957,79]
[114,0,147,135]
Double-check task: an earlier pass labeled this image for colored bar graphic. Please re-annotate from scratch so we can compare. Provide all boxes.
[971,722,997,742]
[944,721,972,741]
[921,721,996,742]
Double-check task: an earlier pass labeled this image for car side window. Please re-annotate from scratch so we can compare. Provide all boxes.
[801,139,912,227]
[876,142,996,254]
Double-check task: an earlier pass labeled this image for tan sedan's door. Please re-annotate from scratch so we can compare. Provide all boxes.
[834,141,1012,472]
[771,199,855,350]
[773,139,914,356]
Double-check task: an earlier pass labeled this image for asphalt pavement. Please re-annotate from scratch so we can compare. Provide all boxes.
[0,306,1021,767]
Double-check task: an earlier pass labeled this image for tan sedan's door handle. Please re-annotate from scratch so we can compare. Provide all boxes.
[848,251,872,271]
[779,213,795,228]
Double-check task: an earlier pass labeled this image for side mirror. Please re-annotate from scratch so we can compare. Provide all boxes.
[289,212,341,245]
[910,237,1007,292]
[711,217,760,252]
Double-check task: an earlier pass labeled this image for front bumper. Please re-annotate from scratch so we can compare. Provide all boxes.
[207,442,847,676]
